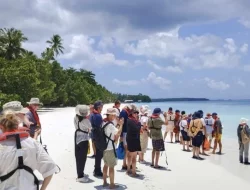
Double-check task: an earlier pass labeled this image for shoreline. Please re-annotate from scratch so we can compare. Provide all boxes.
[38,104,250,190]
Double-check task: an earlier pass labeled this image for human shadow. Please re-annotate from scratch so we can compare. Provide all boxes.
[94,183,127,190]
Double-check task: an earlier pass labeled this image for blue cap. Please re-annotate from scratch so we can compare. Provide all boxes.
[198,110,203,114]
[153,108,163,114]
[94,100,103,109]
[212,112,217,116]
[175,110,180,113]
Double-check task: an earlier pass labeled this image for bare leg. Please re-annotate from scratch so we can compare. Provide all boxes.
[109,167,115,189]
[218,140,222,153]
[92,140,96,155]
[123,146,128,168]
[126,152,131,174]
[164,132,168,141]
[103,165,108,186]
[151,149,155,166]
[170,132,173,142]
[131,153,137,176]
[212,139,217,154]
[154,151,160,167]
[139,152,143,162]
[196,147,200,157]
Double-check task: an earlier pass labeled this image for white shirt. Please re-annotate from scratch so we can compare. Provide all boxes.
[140,116,149,126]
[103,122,118,150]
[0,137,57,190]
[200,118,206,134]
[74,116,92,144]
[179,120,188,131]
[205,118,214,134]
[167,113,175,126]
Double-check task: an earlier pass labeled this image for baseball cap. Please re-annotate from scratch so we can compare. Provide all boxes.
[153,108,163,114]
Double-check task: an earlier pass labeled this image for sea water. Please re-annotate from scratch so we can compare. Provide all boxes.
[136,100,250,139]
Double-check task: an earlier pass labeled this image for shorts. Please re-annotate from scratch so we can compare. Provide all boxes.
[140,131,149,153]
[166,125,174,133]
[181,130,190,141]
[152,139,165,151]
[206,133,213,140]
[215,134,222,141]
[103,149,117,167]
[192,131,203,147]
[122,132,127,146]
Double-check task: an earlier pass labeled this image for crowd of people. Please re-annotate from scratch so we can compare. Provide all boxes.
[0,99,250,190]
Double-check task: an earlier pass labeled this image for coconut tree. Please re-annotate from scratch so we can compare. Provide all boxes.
[0,28,28,60]
[46,34,64,57]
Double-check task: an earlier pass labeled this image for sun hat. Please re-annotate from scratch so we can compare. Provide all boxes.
[105,108,118,116]
[94,100,103,110]
[3,101,29,114]
[153,108,163,115]
[140,105,151,115]
[206,113,212,116]
[240,118,248,124]
[27,98,43,105]
[75,105,89,117]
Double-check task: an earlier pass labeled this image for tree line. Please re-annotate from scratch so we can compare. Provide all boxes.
[0,28,151,108]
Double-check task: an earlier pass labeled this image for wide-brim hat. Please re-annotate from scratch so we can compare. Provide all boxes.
[206,113,212,116]
[27,98,43,106]
[240,118,248,124]
[140,105,151,115]
[104,108,118,116]
[75,105,89,117]
[3,101,29,114]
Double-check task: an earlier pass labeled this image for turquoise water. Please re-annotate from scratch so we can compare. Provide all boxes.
[136,100,250,139]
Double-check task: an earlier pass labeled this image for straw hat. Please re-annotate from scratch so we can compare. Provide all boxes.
[75,105,89,117]
[104,108,118,116]
[3,101,29,114]
[240,118,248,124]
[27,98,43,105]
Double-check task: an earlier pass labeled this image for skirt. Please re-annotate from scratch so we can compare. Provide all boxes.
[152,139,165,151]
[127,138,141,152]
[140,131,149,153]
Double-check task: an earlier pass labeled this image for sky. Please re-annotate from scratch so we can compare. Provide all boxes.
[1,0,250,99]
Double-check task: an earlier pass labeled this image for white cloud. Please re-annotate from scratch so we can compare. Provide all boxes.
[238,18,250,28]
[243,65,250,72]
[237,79,246,87]
[98,37,115,50]
[112,79,140,86]
[147,60,183,73]
[125,30,247,69]
[143,72,172,90]
[240,44,248,53]
[204,78,230,90]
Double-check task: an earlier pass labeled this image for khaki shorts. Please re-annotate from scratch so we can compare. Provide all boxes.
[103,149,117,168]
[166,125,174,132]
[140,131,149,153]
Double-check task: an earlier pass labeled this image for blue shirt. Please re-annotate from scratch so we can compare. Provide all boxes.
[89,112,103,129]
[119,110,129,133]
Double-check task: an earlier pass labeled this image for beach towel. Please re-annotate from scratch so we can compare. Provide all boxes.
[116,142,125,159]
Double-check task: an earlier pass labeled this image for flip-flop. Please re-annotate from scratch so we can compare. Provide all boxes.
[154,165,164,169]
[186,150,191,152]
[131,173,140,178]
[150,164,154,167]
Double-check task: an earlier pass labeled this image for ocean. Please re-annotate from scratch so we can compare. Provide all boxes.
[136,100,250,139]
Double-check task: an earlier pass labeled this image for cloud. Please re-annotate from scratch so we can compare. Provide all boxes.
[240,44,248,53]
[125,31,247,69]
[204,78,230,90]
[112,79,140,86]
[237,79,246,87]
[243,65,250,72]
[238,18,250,28]
[98,37,115,50]
[147,60,183,73]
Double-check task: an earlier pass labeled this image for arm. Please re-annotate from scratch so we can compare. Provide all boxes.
[40,175,53,190]
[114,118,124,141]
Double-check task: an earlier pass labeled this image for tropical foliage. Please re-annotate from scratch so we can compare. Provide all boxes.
[0,28,151,108]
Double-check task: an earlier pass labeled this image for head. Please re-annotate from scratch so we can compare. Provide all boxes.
[94,100,103,113]
[181,111,186,115]
[212,113,218,119]
[27,98,42,111]
[192,112,201,120]
[0,111,19,132]
[182,114,188,120]
[197,110,204,118]
[153,108,163,116]
[140,105,150,116]
[240,118,248,125]
[75,105,89,121]
[130,109,139,118]
[175,110,180,115]
[206,113,212,118]
[168,107,173,112]
[2,101,29,122]
[114,100,121,109]
[105,108,118,122]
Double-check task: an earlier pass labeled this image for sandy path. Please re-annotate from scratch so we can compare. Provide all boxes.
[39,105,250,190]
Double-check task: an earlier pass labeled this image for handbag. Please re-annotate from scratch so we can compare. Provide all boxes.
[116,142,125,160]
[203,137,210,151]
[87,141,90,155]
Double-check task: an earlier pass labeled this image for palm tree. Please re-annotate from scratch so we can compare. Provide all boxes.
[0,28,28,60]
[46,34,64,57]
[79,69,97,85]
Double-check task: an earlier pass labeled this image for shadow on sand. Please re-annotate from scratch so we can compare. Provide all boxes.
[94,183,127,190]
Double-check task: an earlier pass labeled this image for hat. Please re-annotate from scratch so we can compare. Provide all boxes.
[75,105,89,117]
[140,105,151,115]
[206,113,212,116]
[27,98,43,105]
[182,114,188,119]
[240,118,248,124]
[212,112,218,116]
[153,108,163,115]
[94,100,103,110]
[3,101,29,114]
[105,108,118,116]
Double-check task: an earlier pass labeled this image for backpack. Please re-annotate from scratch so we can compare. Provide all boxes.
[241,125,250,144]
[92,121,117,157]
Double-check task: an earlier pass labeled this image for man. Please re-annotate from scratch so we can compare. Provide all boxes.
[113,100,121,113]
[88,104,96,158]
[211,113,223,154]
[198,110,208,156]
[164,107,175,143]
[26,98,43,138]
[205,113,214,148]
[174,110,181,143]
[102,108,124,189]
[119,104,133,170]
[89,100,104,177]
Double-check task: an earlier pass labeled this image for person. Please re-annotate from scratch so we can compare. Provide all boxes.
[211,113,223,154]
[180,114,191,152]
[119,105,133,170]
[174,110,181,143]
[205,113,214,148]
[164,107,175,143]
[198,110,208,156]
[148,108,168,168]
[189,112,204,160]
[89,100,104,177]
[237,118,250,164]
[0,111,57,190]
[102,108,124,189]
[126,107,141,177]
[26,98,43,138]
[88,104,96,158]
[113,100,121,114]
[74,105,92,183]
[139,105,150,163]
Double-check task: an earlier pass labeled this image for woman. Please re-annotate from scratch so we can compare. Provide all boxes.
[237,118,250,165]
[74,105,92,182]
[139,105,150,163]
[0,111,57,190]
[126,108,141,177]
[189,112,204,160]
[148,108,168,168]
[180,114,191,151]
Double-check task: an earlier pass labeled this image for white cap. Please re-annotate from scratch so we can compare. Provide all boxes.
[240,118,248,124]
[75,105,89,117]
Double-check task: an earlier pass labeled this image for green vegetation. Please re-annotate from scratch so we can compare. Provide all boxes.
[0,28,116,107]
[114,93,151,102]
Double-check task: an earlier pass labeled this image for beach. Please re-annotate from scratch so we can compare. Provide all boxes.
[39,104,250,190]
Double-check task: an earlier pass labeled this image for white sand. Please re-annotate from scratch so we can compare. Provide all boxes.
[38,104,250,190]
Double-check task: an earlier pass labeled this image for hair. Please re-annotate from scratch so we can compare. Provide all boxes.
[76,115,85,122]
[115,100,121,105]
[0,111,19,131]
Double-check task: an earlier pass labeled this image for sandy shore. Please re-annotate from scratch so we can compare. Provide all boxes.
[39,104,250,190]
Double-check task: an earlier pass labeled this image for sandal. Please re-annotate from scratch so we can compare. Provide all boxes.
[154,165,164,169]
